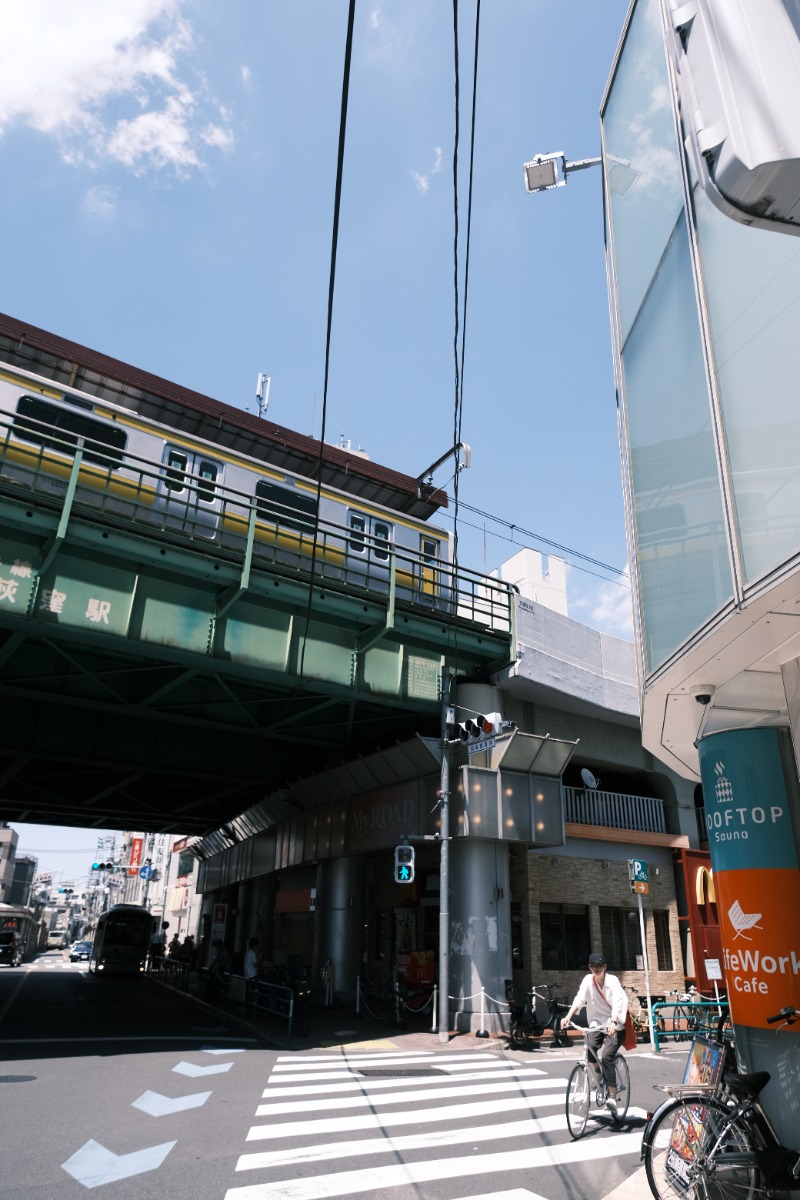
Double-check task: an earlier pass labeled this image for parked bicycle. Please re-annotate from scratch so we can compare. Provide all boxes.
[663,987,704,1041]
[641,1004,800,1199]
[564,1020,631,1138]
[626,986,666,1037]
[505,980,569,1048]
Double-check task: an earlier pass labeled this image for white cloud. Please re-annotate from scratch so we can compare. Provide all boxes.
[412,146,444,195]
[571,576,634,639]
[0,0,232,175]
[83,185,118,218]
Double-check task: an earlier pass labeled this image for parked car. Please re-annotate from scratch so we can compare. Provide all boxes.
[69,941,92,962]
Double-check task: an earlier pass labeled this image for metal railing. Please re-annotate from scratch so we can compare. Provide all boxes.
[563,785,666,833]
[0,414,515,635]
[652,999,729,1052]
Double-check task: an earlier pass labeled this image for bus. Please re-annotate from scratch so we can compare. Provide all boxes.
[0,902,44,964]
[89,904,154,976]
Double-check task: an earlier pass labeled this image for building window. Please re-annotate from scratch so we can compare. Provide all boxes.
[540,902,590,970]
[600,906,642,970]
[653,909,674,971]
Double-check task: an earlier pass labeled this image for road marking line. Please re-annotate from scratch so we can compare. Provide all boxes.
[239,1114,576,1169]
[256,1078,565,1115]
[261,1067,552,1099]
[224,1133,638,1200]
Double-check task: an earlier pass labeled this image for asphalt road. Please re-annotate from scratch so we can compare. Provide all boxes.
[0,952,690,1200]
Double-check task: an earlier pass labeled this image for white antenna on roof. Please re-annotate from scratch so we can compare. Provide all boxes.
[256,373,271,418]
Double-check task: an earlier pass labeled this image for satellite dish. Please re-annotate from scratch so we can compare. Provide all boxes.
[580,768,599,790]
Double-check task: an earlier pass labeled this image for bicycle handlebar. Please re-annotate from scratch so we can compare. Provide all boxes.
[767,1006,798,1024]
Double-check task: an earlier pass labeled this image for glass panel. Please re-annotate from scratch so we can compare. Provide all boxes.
[197,461,218,504]
[255,481,318,532]
[602,0,685,345]
[373,521,391,561]
[653,909,674,971]
[600,905,642,969]
[348,512,366,553]
[165,449,187,493]
[540,902,590,971]
[693,182,800,583]
[622,225,732,671]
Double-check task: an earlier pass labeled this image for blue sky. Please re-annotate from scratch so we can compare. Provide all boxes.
[2,0,632,866]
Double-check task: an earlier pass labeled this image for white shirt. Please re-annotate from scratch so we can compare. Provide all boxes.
[571,970,628,1029]
[243,947,259,980]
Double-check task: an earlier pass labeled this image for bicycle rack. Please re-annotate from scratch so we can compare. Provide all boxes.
[651,1000,728,1052]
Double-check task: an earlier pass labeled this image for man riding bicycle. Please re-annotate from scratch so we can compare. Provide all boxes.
[561,951,629,1114]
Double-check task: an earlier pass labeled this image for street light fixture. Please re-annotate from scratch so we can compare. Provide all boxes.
[523,151,638,196]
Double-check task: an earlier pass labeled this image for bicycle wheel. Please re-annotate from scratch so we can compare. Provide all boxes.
[672,1007,688,1042]
[644,1096,759,1200]
[509,1017,529,1050]
[613,1053,630,1121]
[565,1064,591,1139]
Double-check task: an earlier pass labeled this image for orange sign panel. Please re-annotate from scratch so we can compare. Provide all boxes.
[714,867,800,1028]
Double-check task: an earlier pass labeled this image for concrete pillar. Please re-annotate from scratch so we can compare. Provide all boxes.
[453,683,506,726]
[697,727,800,1146]
[312,856,366,1005]
[447,838,512,1033]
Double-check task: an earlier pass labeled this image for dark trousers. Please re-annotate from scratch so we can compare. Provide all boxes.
[586,1026,625,1089]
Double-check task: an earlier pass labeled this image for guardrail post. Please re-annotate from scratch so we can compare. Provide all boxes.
[476,987,489,1039]
[430,984,438,1033]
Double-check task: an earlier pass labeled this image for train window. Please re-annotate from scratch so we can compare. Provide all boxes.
[197,461,218,503]
[13,395,127,468]
[164,450,187,492]
[374,521,391,561]
[255,480,318,532]
[421,537,438,564]
[349,513,366,553]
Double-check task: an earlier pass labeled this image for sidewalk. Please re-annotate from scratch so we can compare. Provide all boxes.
[150,964,539,1054]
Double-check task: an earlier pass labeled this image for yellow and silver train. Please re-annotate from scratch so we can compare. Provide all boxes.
[0,360,454,605]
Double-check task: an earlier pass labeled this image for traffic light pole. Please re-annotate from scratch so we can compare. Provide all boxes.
[438,668,451,1045]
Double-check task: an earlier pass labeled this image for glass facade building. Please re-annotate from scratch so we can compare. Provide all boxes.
[604,0,800,678]
[602,0,800,1144]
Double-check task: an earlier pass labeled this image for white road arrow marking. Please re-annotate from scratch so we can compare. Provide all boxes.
[173,1059,234,1077]
[62,1139,175,1188]
[132,1089,212,1116]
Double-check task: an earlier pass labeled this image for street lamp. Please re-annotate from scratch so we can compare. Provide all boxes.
[523,151,638,196]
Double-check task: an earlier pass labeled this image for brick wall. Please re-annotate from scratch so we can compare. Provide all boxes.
[511,850,685,1002]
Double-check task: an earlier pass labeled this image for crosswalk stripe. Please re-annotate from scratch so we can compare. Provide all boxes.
[268,1059,524,1082]
[224,1132,638,1200]
[261,1066,550,1099]
[249,1091,568,1139]
[254,1077,566,1117]
[273,1052,499,1065]
[238,1114,568,1170]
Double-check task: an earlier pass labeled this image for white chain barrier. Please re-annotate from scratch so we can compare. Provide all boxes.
[355,977,511,1035]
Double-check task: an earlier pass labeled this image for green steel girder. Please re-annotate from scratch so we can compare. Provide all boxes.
[0,488,515,836]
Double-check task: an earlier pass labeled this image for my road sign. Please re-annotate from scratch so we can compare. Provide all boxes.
[632,880,650,895]
[628,858,648,882]
[138,865,153,880]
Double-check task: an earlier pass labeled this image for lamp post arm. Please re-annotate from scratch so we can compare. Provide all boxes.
[564,156,602,175]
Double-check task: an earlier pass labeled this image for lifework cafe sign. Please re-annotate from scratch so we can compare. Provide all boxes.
[346,780,436,854]
[698,728,800,1029]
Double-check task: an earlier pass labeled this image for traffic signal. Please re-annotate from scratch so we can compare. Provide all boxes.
[91,862,114,871]
[451,712,511,745]
[394,844,415,883]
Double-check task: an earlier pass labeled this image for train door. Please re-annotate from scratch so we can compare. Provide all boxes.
[156,444,224,537]
[345,509,393,589]
[420,535,439,599]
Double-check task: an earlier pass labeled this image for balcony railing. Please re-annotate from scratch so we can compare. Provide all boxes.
[563,786,666,834]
